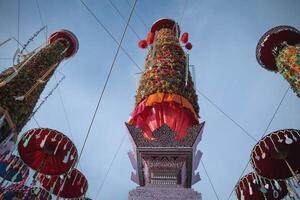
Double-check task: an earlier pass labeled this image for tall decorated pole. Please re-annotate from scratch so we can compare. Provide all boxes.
[0,30,78,154]
[256,26,300,97]
[127,19,203,200]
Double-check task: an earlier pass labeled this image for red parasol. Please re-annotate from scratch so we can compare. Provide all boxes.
[256,25,300,72]
[235,172,288,200]
[250,129,300,180]
[48,29,79,59]
[18,128,78,175]
[39,168,88,198]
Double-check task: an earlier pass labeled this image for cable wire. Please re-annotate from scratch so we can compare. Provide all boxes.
[35,0,47,40]
[179,0,189,24]
[35,0,44,27]
[77,0,137,168]
[226,86,290,200]
[201,160,220,200]
[17,0,20,49]
[108,0,141,40]
[196,88,258,142]
[54,72,86,180]
[94,134,126,199]
[79,0,142,72]
[125,0,149,29]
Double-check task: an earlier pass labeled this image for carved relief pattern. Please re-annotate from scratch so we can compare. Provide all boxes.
[144,156,185,170]
[128,187,202,200]
[126,123,204,148]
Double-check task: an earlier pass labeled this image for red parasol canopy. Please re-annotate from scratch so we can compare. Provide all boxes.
[250,129,300,180]
[18,128,78,175]
[235,172,288,200]
[48,29,79,59]
[39,168,88,198]
[256,25,300,72]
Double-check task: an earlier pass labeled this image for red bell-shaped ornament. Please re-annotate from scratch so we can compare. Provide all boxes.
[147,32,155,45]
[181,32,189,43]
[185,42,192,50]
[138,40,148,49]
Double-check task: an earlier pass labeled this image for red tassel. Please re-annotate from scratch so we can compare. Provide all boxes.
[185,42,192,50]
[181,32,189,43]
[147,32,155,45]
[138,40,148,49]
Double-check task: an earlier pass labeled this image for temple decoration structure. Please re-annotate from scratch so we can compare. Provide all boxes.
[0,30,79,154]
[126,18,203,200]
[256,26,300,97]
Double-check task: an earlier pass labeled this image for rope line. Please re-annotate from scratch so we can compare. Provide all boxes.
[179,0,189,24]
[54,72,86,188]
[35,0,47,40]
[79,0,142,72]
[108,0,141,40]
[201,160,220,200]
[32,116,40,127]
[196,89,258,142]
[77,0,137,166]
[17,0,20,49]
[125,0,149,29]
[94,134,126,199]
[226,86,290,200]
[35,0,45,27]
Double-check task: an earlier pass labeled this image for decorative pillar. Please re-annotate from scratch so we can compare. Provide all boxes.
[0,30,78,152]
[126,18,203,200]
[256,26,300,97]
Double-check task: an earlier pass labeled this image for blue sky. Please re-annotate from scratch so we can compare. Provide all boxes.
[0,0,300,199]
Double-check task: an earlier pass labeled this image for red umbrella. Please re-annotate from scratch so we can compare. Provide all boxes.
[235,172,288,200]
[18,128,78,175]
[39,168,88,198]
[250,129,300,180]
[256,25,300,72]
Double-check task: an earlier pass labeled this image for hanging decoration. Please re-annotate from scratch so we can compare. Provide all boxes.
[235,172,288,200]
[0,30,79,147]
[0,185,52,200]
[256,25,300,97]
[18,128,78,175]
[147,31,155,45]
[138,40,148,49]
[0,134,15,156]
[39,168,88,198]
[181,32,189,44]
[250,129,300,193]
[185,42,193,50]
[131,18,199,139]
[0,155,29,188]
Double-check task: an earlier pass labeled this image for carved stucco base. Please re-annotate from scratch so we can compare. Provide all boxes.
[128,186,202,200]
